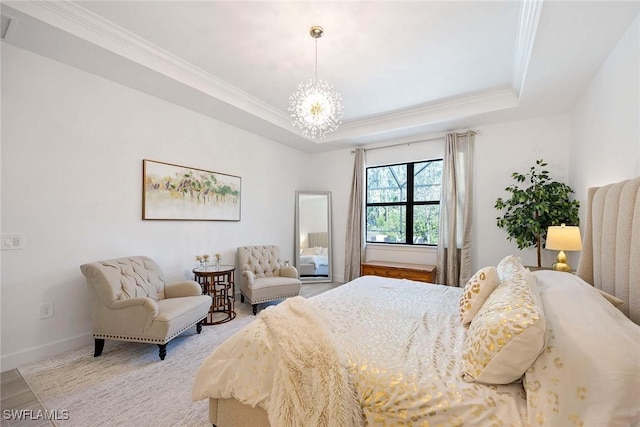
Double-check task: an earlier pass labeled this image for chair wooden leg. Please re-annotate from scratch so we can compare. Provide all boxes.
[158,344,167,360]
[252,304,258,315]
[94,338,105,357]
[240,294,245,303]
[196,320,203,334]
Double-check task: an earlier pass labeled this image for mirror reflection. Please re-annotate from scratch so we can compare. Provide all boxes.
[295,191,332,283]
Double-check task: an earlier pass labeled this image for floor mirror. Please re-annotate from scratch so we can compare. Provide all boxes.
[295,191,332,283]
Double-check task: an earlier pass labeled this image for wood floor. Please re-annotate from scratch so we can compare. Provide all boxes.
[299,281,343,298]
[0,281,343,426]
[0,369,52,427]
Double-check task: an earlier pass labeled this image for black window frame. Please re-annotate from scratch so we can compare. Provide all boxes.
[365,158,443,246]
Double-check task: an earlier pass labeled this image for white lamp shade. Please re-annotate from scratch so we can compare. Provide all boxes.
[545,224,582,251]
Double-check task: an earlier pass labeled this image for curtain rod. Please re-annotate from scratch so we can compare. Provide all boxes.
[351,130,479,154]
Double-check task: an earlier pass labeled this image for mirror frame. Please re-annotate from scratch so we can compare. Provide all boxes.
[295,191,332,283]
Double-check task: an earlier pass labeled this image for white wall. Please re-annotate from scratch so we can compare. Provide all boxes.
[1,44,310,370]
[4,12,637,370]
[473,115,572,271]
[306,141,444,281]
[569,14,640,216]
[316,14,639,283]
[309,115,572,282]
[301,148,353,282]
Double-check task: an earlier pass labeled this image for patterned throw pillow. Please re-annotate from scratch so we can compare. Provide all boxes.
[496,254,527,283]
[459,266,500,325]
[461,270,547,384]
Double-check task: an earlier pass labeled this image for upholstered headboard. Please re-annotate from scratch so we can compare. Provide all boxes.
[308,232,328,248]
[576,177,640,324]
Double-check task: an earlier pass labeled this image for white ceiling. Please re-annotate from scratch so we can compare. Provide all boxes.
[2,1,639,153]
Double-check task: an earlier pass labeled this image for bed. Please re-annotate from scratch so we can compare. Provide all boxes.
[192,177,640,426]
[298,232,329,277]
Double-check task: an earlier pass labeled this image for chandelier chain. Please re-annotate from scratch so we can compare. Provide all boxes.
[314,37,318,83]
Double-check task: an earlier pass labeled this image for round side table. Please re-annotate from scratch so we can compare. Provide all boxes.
[193,265,236,325]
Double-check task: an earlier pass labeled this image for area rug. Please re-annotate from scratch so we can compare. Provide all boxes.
[19,305,256,427]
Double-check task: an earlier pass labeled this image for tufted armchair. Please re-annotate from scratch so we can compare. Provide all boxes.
[237,245,302,315]
[80,256,212,360]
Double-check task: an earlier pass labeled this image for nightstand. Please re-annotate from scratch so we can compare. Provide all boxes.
[193,265,236,325]
[526,266,575,273]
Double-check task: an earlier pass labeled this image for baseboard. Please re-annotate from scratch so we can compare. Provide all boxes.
[1,332,93,372]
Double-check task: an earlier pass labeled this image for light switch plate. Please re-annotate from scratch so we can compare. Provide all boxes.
[1,234,25,250]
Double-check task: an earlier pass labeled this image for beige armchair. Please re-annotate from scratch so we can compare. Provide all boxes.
[237,246,302,315]
[80,256,212,360]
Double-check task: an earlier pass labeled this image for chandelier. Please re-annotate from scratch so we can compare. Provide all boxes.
[289,26,343,139]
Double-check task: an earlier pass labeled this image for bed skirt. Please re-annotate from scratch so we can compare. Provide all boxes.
[209,398,270,427]
[298,263,329,277]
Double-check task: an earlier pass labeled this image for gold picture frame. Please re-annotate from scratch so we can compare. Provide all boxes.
[142,159,241,221]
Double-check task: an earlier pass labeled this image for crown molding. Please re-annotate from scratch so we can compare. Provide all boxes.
[319,89,518,143]
[5,0,292,128]
[4,1,532,146]
[512,0,543,97]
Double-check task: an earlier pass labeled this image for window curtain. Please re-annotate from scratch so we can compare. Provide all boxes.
[344,148,365,282]
[436,131,475,287]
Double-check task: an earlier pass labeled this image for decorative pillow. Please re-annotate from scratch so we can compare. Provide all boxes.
[461,269,547,384]
[459,266,500,325]
[300,248,317,256]
[496,254,527,283]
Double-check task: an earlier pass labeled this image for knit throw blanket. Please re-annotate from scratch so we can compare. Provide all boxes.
[260,297,363,427]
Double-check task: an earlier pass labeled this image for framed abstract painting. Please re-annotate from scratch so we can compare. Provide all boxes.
[142,159,241,221]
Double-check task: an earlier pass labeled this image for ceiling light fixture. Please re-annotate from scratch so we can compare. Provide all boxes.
[289,26,343,139]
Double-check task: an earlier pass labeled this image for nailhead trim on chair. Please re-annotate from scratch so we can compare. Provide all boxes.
[243,292,301,305]
[93,316,207,344]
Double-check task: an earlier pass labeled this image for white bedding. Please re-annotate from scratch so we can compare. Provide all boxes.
[526,270,640,426]
[298,254,328,269]
[192,276,527,425]
[192,272,640,426]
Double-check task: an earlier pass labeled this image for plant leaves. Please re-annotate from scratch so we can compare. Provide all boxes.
[494,159,580,259]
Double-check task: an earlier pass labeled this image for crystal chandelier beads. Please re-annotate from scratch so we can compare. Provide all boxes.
[289,78,343,139]
[289,26,343,139]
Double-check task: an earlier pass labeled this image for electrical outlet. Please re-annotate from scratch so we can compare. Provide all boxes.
[1,233,25,250]
[39,302,54,319]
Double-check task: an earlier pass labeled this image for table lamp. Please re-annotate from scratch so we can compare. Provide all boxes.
[545,224,582,271]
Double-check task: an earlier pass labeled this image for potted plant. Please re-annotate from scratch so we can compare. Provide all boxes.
[494,159,580,267]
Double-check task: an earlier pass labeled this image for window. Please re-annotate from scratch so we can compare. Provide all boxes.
[366,159,442,245]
